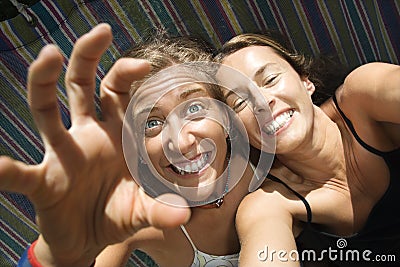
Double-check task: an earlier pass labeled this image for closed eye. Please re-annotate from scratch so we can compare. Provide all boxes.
[232,97,248,112]
[262,74,278,86]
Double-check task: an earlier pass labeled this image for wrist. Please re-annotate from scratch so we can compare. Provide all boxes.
[19,237,96,267]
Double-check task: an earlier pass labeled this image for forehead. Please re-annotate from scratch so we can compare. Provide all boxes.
[155,82,210,103]
[134,81,211,117]
[223,46,288,76]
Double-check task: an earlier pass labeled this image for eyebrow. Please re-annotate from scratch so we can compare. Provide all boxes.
[253,63,277,79]
[135,87,207,117]
[179,87,208,99]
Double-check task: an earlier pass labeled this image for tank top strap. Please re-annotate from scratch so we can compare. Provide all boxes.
[332,94,385,157]
[267,174,312,223]
[180,225,197,252]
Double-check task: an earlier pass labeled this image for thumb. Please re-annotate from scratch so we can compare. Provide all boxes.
[149,194,191,228]
[134,192,191,230]
[0,156,41,196]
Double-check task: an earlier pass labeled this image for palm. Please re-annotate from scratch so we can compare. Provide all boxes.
[35,118,137,249]
[0,24,189,264]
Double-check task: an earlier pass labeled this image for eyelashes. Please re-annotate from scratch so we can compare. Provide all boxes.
[144,101,209,136]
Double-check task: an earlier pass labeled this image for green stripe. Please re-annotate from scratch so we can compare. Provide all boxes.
[371,0,397,63]
[228,1,260,34]
[275,1,315,56]
[0,198,38,239]
[317,1,347,65]
[324,0,360,67]
[172,2,212,44]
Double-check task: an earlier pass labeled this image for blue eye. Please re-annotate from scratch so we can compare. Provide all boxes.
[187,103,204,115]
[145,119,162,129]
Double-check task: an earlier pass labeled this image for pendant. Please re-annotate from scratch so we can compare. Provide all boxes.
[198,197,224,209]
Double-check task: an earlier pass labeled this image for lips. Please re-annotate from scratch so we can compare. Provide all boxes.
[264,109,294,135]
[169,152,210,175]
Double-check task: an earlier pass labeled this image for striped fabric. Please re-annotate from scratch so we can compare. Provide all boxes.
[0,0,399,266]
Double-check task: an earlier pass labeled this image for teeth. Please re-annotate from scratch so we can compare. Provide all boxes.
[171,153,209,175]
[266,110,294,135]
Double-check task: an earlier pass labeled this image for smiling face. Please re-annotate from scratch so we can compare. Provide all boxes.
[138,82,229,195]
[221,46,315,154]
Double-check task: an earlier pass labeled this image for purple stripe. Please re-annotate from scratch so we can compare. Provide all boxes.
[164,0,188,34]
[0,220,28,247]
[44,1,70,26]
[130,253,148,267]
[0,26,29,54]
[340,0,365,63]
[0,101,44,153]
[0,127,35,164]
[300,0,335,53]
[248,1,267,31]
[377,0,400,62]
[100,1,133,52]
[268,1,291,40]
[214,1,236,36]
[355,1,378,59]
[1,194,37,224]
[0,239,19,262]
[138,1,163,29]
[198,1,225,43]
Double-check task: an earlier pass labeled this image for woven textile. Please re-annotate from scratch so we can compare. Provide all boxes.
[0,0,399,266]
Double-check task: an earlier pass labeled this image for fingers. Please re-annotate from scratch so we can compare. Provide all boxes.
[28,45,68,146]
[65,23,113,121]
[0,156,41,196]
[148,194,191,229]
[132,192,191,231]
[100,58,151,121]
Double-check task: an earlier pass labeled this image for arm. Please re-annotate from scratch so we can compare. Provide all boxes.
[93,242,132,267]
[0,24,190,267]
[236,189,300,267]
[339,62,400,124]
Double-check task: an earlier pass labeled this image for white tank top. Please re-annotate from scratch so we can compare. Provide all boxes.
[180,225,239,267]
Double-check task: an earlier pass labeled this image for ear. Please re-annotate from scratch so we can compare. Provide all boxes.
[302,77,315,96]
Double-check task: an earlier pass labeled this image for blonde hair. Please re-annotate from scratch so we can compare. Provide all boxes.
[123,33,221,98]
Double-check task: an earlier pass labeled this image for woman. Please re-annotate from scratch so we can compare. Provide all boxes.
[0,24,267,267]
[216,33,400,266]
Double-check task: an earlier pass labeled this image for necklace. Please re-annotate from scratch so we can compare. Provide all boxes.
[197,160,231,209]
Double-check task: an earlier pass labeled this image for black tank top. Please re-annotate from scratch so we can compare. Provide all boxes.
[270,95,400,266]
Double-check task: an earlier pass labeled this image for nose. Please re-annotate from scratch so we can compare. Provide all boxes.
[164,121,196,157]
[253,90,274,115]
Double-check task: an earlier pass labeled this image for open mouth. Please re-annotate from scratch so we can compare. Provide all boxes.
[265,109,294,135]
[170,152,211,175]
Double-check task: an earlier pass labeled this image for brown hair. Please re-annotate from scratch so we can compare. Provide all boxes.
[215,32,347,105]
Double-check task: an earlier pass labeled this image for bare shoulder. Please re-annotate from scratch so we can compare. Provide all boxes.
[340,62,398,99]
[236,179,305,224]
[344,62,398,84]
[338,62,400,123]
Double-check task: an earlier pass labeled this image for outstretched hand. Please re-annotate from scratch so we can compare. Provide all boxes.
[0,24,190,266]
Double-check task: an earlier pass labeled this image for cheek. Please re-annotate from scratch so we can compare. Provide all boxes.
[145,138,163,163]
[238,108,259,136]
